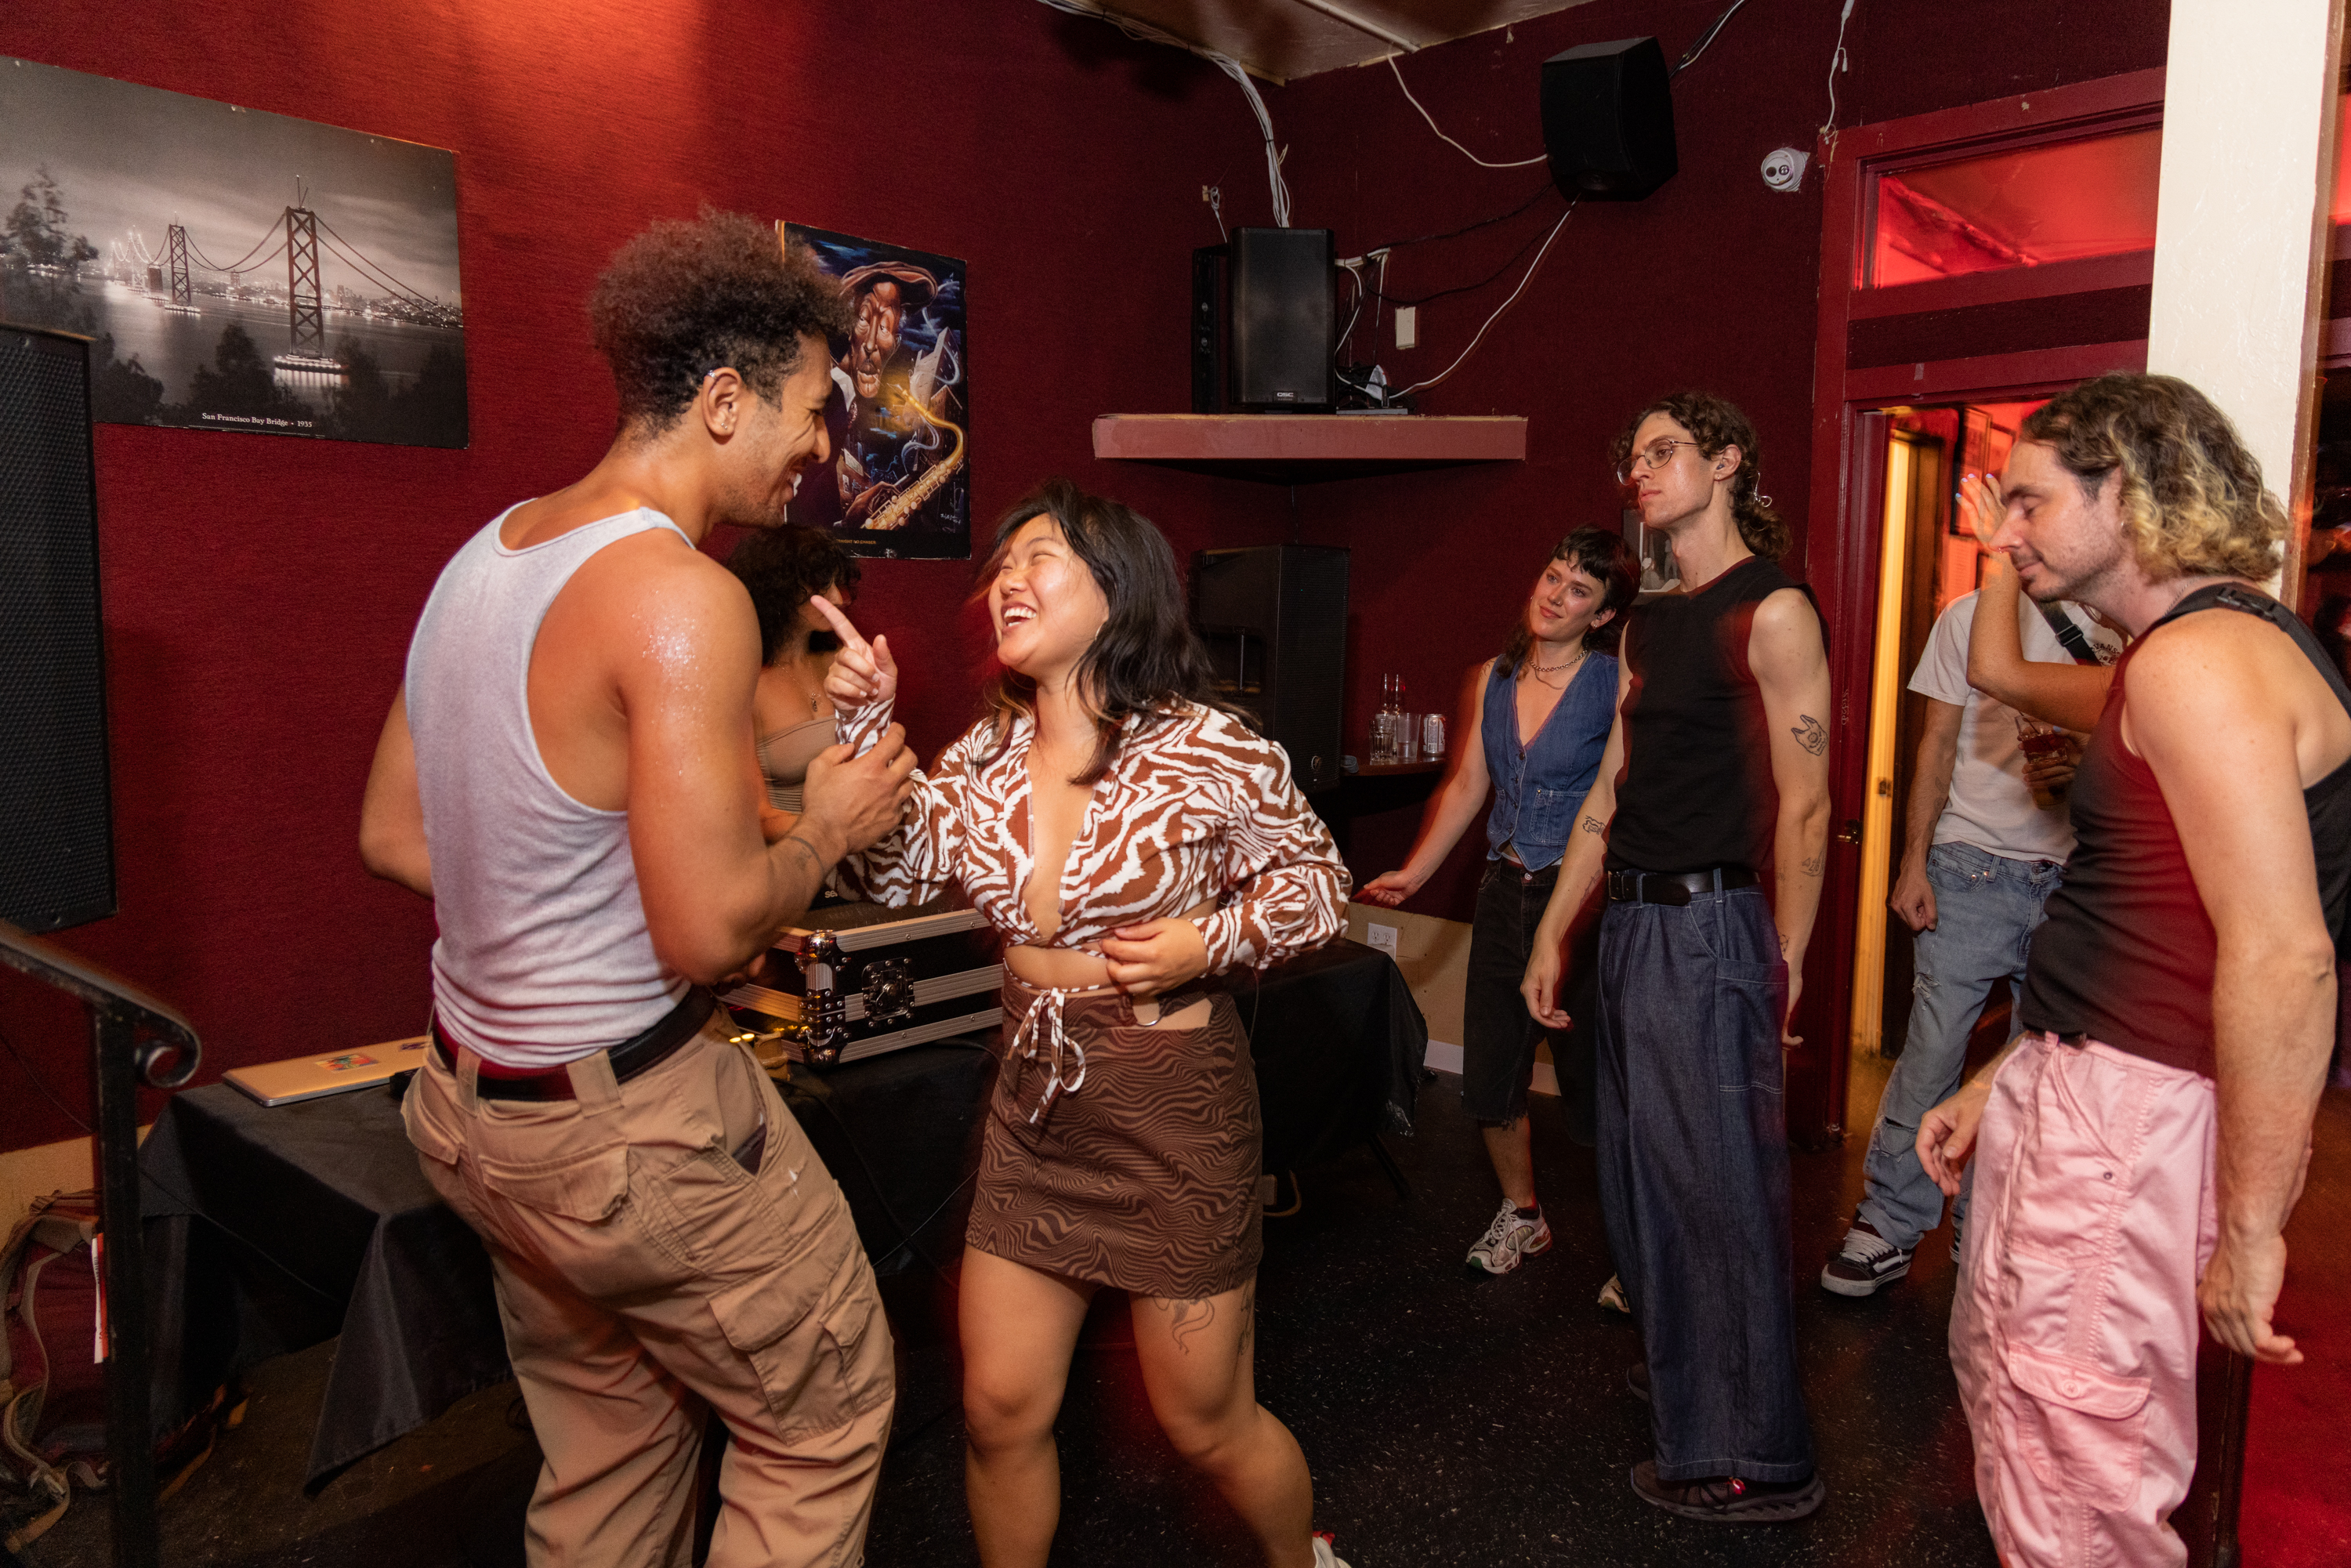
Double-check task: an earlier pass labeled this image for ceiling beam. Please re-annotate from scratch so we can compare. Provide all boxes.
[1284,0,1422,52]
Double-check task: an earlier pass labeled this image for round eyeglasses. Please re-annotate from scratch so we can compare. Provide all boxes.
[1615,437,1704,485]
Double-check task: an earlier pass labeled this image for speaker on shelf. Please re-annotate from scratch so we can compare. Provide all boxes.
[1190,545,1349,793]
[1541,36,1677,201]
[0,326,116,932]
[1228,227,1333,410]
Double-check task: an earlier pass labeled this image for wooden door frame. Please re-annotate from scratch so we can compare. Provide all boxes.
[1788,69,2167,1146]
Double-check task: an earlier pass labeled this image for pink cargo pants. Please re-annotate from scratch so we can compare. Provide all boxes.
[1950,1033,2216,1568]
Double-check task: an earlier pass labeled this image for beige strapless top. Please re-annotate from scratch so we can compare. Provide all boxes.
[755,714,838,813]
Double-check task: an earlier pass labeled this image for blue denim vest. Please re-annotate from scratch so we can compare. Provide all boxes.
[1482,652,1617,871]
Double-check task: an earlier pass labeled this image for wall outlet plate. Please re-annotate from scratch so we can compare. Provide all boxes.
[1395,306,1418,350]
[1365,922,1400,955]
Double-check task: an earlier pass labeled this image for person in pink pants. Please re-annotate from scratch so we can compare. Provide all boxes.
[1915,374,2349,1568]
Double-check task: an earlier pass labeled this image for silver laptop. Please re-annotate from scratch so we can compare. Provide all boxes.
[225,1036,430,1106]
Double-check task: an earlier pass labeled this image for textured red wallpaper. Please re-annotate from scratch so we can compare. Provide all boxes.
[0,0,2171,1150]
[1273,0,2168,925]
[0,0,1298,1149]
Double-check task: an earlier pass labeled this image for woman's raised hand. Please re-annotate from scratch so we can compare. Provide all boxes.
[811,596,898,713]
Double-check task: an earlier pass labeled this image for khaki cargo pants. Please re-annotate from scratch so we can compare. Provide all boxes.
[404,1017,893,1567]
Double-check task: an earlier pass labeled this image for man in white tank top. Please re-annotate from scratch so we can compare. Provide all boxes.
[360,212,916,1568]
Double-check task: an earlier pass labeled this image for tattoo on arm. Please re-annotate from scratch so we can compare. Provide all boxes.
[1580,816,1604,835]
[782,834,824,873]
[1237,1281,1255,1355]
[1801,853,1823,877]
[1791,715,1827,756]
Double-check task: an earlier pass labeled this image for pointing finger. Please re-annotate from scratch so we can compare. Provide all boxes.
[809,595,869,653]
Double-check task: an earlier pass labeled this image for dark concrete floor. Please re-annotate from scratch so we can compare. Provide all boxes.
[24,1065,2345,1567]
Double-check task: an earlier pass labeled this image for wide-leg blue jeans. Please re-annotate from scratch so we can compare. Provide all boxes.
[1595,885,1815,1483]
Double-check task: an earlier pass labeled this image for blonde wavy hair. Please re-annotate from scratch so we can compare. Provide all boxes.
[2020,374,2284,581]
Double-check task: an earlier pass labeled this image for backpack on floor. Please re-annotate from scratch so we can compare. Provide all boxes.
[0,1189,106,1552]
[0,1190,239,1553]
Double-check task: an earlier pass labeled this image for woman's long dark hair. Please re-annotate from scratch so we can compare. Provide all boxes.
[1497,526,1639,675]
[973,480,1241,784]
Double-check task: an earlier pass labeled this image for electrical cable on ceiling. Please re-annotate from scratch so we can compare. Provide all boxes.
[1394,201,1575,396]
[1672,0,1754,77]
[1034,0,1291,225]
[1819,0,1858,157]
[1387,56,1549,168]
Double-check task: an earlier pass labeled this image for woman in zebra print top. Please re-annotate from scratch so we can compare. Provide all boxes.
[818,480,1353,1568]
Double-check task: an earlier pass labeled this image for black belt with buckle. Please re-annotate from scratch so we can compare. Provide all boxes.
[429,987,718,1101]
[1605,865,1761,907]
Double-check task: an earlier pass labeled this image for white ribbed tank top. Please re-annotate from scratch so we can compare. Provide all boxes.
[406,505,691,1068]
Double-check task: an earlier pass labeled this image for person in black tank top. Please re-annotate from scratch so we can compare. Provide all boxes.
[1909,375,2349,1568]
[1522,393,1834,1522]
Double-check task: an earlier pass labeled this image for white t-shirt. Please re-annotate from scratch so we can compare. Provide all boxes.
[1908,592,2122,864]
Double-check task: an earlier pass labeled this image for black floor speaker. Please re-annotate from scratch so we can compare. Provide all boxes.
[1,327,116,932]
[1229,228,1333,410]
[1190,545,1349,792]
[1541,36,1677,201]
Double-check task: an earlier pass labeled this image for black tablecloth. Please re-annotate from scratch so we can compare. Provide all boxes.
[139,938,1421,1485]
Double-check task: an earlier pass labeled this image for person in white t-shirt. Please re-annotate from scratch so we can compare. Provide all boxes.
[1819,589,2121,1295]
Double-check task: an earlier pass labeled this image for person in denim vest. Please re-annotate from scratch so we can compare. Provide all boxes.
[1360,527,1636,1273]
[1819,587,2118,1296]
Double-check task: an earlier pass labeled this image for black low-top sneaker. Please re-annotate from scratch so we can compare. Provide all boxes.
[1632,1461,1826,1523]
[1820,1219,1911,1297]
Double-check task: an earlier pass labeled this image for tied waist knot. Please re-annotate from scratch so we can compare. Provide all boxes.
[1008,982,1115,1124]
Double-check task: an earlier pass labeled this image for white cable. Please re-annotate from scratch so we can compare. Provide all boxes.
[1818,0,1857,154]
[1034,0,1290,225]
[1394,202,1574,396]
[1389,56,1549,168]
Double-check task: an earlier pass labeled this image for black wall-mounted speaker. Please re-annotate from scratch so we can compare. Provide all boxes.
[0,327,116,933]
[1191,544,1349,793]
[1228,227,1333,410]
[1541,36,1677,201]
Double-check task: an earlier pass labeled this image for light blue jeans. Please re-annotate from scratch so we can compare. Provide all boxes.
[1858,841,2063,1253]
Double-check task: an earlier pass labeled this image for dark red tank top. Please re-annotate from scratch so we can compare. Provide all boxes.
[2020,585,2351,1077]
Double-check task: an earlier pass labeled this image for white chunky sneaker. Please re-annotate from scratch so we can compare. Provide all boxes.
[1465,1197,1552,1274]
[1313,1531,1350,1568]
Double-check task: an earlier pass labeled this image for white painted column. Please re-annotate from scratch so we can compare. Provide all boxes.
[2146,0,2345,569]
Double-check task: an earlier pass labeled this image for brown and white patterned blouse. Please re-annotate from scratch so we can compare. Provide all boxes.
[837,697,1349,972]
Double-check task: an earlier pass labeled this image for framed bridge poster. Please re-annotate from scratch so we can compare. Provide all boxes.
[0,57,465,447]
[784,222,969,560]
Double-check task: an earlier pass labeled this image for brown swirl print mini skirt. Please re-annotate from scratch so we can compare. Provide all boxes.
[967,974,1263,1300]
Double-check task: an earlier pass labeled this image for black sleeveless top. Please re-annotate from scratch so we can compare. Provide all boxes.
[1608,554,1805,875]
[2020,585,2351,1077]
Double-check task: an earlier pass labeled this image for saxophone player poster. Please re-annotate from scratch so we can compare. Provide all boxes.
[783,223,969,559]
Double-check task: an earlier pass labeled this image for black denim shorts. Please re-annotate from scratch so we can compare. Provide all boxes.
[1461,859,1599,1125]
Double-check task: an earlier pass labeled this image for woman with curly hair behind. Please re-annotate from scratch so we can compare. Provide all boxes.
[726,523,863,813]
[814,480,1354,1568]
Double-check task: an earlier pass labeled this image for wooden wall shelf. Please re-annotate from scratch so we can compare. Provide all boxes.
[1092,414,1527,484]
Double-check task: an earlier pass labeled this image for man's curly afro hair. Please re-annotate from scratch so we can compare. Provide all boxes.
[589,208,853,432]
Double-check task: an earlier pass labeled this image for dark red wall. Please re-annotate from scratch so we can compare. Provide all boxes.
[0,0,2169,1150]
[0,0,1295,1150]
[1276,0,2168,923]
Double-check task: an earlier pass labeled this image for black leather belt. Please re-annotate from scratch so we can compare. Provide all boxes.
[429,987,718,1101]
[1605,865,1760,906]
